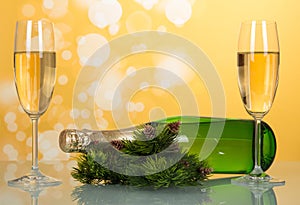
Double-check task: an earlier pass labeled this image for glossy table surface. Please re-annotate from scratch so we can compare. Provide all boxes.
[0,160,299,205]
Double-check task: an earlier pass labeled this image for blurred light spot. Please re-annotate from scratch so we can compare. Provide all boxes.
[77,33,110,66]
[177,135,189,142]
[4,112,16,123]
[155,57,194,84]
[126,102,135,112]
[81,123,92,130]
[74,0,93,8]
[42,148,59,160]
[62,50,72,60]
[78,92,88,103]
[54,123,64,131]
[165,0,192,26]
[95,109,104,117]
[4,163,17,181]
[140,81,150,90]
[96,117,109,129]
[88,0,122,29]
[0,83,17,105]
[67,124,76,129]
[95,74,122,111]
[43,0,54,9]
[27,153,32,160]
[3,144,18,160]
[26,137,32,147]
[126,11,152,32]
[17,105,25,113]
[53,95,63,105]
[7,163,17,172]
[87,81,98,96]
[16,131,26,141]
[70,109,80,119]
[39,130,60,160]
[40,139,51,150]
[135,102,145,112]
[109,23,120,35]
[43,0,68,18]
[135,0,158,10]
[131,43,147,52]
[7,123,18,132]
[157,25,167,32]
[22,4,36,17]
[58,75,68,85]
[126,66,136,77]
[81,109,91,119]
[54,27,66,51]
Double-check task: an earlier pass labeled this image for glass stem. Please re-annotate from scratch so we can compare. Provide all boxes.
[251,118,264,176]
[31,117,39,171]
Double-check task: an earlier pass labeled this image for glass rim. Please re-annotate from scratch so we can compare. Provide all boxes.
[241,19,277,25]
[16,18,53,25]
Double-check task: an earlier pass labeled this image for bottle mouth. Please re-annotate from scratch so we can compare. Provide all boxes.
[59,129,86,153]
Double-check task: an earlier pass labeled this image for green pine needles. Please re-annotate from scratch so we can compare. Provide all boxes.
[72,121,212,189]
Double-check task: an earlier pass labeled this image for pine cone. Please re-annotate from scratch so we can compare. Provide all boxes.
[168,121,181,134]
[198,167,213,176]
[143,124,156,139]
[110,140,124,150]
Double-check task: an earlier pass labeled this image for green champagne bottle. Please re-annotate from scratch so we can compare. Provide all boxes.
[59,116,276,174]
[156,116,276,173]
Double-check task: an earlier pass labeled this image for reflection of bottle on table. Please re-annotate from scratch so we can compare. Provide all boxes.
[71,177,278,205]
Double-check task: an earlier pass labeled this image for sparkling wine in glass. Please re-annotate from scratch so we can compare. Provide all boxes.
[233,20,284,186]
[8,19,61,188]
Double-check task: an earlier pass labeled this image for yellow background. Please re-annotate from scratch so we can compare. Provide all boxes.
[0,0,299,162]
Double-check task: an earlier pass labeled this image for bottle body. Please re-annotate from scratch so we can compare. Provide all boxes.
[59,116,276,174]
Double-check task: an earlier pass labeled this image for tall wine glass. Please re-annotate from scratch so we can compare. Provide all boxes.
[8,19,61,188]
[233,20,284,185]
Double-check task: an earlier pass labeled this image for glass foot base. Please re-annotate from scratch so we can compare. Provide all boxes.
[8,169,61,192]
[231,175,285,190]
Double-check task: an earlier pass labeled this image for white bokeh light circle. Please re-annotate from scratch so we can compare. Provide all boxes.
[88,0,122,29]
[135,0,158,10]
[42,0,68,18]
[126,11,152,33]
[58,75,68,85]
[62,50,72,61]
[77,33,110,66]
[22,4,36,17]
[165,0,192,26]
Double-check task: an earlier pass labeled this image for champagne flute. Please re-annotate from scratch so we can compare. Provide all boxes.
[8,19,61,188]
[233,20,284,185]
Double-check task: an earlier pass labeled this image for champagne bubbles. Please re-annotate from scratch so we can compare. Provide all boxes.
[88,0,122,29]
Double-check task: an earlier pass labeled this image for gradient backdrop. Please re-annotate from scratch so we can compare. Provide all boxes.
[0,0,299,163]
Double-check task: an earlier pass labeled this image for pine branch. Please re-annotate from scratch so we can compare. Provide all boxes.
[71,121,212,188]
